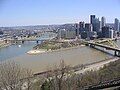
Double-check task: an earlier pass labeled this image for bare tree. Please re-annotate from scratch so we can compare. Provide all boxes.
[22,69,34,90]
[0,61,33,90]
[42,60,72,90]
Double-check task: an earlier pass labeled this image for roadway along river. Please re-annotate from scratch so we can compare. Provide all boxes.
[1,39,120,73]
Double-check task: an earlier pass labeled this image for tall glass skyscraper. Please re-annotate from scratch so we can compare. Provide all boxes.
[90,15,100,32]
[90,15,95,24]
[114,18,119,31]
[101,17,106,28]
[79,22,85,33]
[74,23,79,38]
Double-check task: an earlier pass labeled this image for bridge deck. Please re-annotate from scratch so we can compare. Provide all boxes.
[88,42,120,52]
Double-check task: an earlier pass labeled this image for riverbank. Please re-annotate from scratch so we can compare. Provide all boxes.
[0,41,11,48]
[75,57,119,74]
[33,57,119,76]
[27,45,85,55]
[27,49,47,54]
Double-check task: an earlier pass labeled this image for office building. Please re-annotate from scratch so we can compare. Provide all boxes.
[102,26,109,38]
[58,29,76,39]
[88,31,97,40]
[90,15,96,24]
[79,22,85,33]
[90,15,101,32]
[85,23,93,32]
[95,18,101,32]
[79,22,85,28]
[102,26,114,38]
[101,17,106,27]
[74,23,79,38]
[81,31,87,39]
[109,29,114,39]
[114,18,119,31]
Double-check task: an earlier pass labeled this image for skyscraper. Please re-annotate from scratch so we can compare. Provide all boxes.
[95,18,101,32]
[101,17,106,27]
[102,26,110,38]
[79,22,85,29]
[102,26,114,38]
[90,15,100,32]
[74,23,79,38]
[85,23,93,32]
[114,18,119,31]
[79,21,85,33]
[90,15,95,24]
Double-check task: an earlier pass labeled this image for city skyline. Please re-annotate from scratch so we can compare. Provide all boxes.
[0,0,120,27]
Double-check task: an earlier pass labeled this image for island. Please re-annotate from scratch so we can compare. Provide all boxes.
[27,39,85,55]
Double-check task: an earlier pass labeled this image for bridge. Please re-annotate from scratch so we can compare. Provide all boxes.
[4,36,57,44]
[4,39,47,44]
[85,39,120,57]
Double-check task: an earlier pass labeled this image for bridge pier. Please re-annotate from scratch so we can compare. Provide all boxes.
[85,43,89,46]
[114,51,117,56]
[4,40,8,43]
[115,38,117,41]
[114,51,120,57]
[90,44,95,48]
[36,40,39,44]
[118,51,120,57]
[22,40,24,44]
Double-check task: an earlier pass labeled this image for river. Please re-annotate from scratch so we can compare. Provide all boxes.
[0,38,120,73]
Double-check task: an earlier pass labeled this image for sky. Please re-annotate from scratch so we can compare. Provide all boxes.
[0,0,120,27]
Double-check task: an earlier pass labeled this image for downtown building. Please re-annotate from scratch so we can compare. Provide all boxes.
[75,23,80,39]
[80,23,97,40]
[101,17,106,28]
[90,15,101,32]
[57,28,76,39]
[114,18,120,32]
[85,23,97,40]
[102,26,114,39]
[79,21,85,34]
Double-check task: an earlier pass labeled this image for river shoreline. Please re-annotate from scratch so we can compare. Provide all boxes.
[75,57,119,74]
[0,43,11,48]
[27,45,85,55]
[34,57,119,75]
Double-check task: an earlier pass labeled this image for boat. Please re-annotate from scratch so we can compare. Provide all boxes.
[18,45,21,47]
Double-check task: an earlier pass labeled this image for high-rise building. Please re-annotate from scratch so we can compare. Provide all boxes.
[74,23,79,38]
[101,17,106,28]
[79,22,85,33]
[95,18,101,32]
[102,26,114,38]
[58,29,76,39]
[90,15,101,32]
[114,18,119,31]
[57,29,61,40]
[81,31,87,39]
[119,23,120,31]
[90,15,95,24]
[85,23,93,32]
[102,26,109,38]
[109,29,114,39]
[79,22,85,28]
